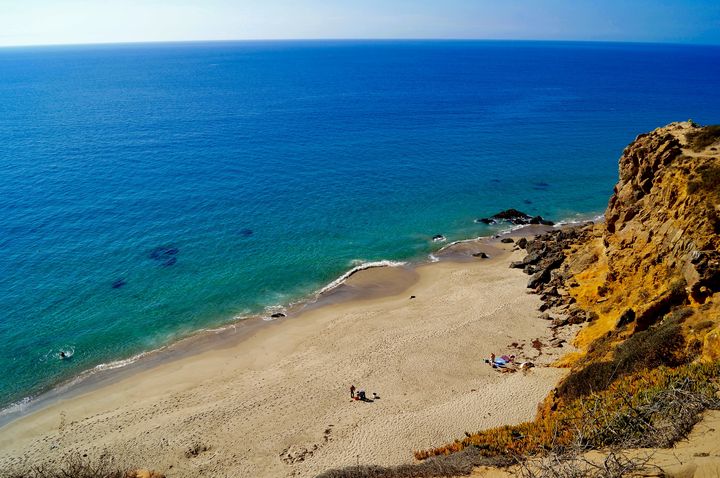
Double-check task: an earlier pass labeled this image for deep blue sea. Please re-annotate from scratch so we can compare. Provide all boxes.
[1,40,719,411]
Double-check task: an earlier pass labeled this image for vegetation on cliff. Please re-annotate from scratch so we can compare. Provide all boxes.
[412,122,720,470]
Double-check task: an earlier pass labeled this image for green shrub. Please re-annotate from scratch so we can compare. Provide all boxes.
[556,314,687,401]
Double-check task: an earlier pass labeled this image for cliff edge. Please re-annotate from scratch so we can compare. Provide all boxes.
[399,122,720,478]
[565,121,720,366]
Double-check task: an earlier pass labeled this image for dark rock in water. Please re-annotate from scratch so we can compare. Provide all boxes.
[523,199,533,205]
[162,257,177,267]
[149,246,179,261]
[431,234,446,242]
[490,179,501,183]
[478,209,533,226]
[500,238,514,244]
[493,208,531,221]
[240,228,254,237]
[532,182,550,189]
[473,252,489,259]
[529,216,555,226]
[270,312,286,318]
[517,238,528,249]
[111,278,127,289]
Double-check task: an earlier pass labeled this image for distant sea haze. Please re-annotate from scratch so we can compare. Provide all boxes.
[1,40,719,411]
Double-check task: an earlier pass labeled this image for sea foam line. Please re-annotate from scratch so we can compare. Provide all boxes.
[315,260,407,296]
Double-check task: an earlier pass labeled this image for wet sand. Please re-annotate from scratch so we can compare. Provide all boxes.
[0,235,573,477]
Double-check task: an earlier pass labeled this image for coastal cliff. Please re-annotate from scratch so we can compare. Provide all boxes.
[401,122,720,477]
[564,121,720,366]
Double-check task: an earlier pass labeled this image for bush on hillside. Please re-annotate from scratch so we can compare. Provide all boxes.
[556,314,688,401]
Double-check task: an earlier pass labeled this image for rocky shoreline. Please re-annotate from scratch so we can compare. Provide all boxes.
[511,224,599,328]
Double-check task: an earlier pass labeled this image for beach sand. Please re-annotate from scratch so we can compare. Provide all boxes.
[0,240,573,477]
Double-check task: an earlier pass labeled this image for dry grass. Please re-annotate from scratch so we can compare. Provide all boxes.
[0,454,146,478]
[686,125,720,152]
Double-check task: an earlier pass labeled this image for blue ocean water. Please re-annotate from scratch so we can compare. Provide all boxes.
[1,40,719,410]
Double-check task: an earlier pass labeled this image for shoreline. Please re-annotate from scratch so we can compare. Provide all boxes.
[0,222,583,477]
[0,222,584,477]
[0,219,591,430]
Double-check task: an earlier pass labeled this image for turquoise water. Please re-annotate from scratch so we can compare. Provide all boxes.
[1,40,719,410]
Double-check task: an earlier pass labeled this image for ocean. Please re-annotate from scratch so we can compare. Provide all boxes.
[1,40,719,412]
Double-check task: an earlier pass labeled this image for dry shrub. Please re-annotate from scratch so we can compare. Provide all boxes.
[686,125,720,152]
[515,448,658,478]
[414,361,720,462]
[316,447,512,478]
[1,454,131,478]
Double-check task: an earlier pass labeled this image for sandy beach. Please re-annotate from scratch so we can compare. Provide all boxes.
[0,238,573,477]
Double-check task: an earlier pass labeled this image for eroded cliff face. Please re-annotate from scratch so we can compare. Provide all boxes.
[564,122,720,365]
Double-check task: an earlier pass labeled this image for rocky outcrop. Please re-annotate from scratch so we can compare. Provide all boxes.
[476,209,554,226]
[510,122,720,369]
[552,122,720,365]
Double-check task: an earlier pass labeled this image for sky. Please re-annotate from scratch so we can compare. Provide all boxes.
[1,0,719,47]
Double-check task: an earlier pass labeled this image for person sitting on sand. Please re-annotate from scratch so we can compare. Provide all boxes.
[484,353,514,368]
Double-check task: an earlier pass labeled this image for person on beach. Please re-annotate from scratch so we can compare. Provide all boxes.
[350,384,356,398]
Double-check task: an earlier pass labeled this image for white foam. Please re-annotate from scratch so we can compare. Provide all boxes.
[0,396,31,418]
[92,349,160,372]
[315,260,407,296]
[203,323,238,333]
[553,213,603,227]
[428,254,440,262]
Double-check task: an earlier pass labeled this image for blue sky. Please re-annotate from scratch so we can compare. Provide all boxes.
[1,0,719,47]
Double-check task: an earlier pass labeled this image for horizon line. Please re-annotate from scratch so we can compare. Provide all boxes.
[2,37,719,50]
